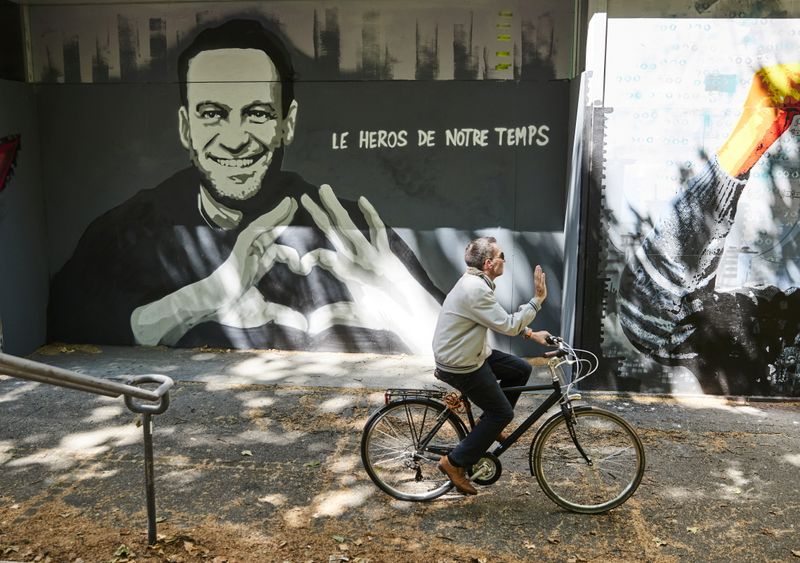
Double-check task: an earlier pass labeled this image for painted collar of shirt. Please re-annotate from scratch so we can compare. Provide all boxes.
[465,266,495,291]
[198,184,245,230]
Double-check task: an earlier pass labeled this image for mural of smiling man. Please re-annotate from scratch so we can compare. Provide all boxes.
[48,19,444,353]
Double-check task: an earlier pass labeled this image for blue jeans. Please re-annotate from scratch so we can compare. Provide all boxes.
[434,349,532,468]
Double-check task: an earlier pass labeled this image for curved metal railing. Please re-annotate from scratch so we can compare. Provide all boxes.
[0,351,174,544]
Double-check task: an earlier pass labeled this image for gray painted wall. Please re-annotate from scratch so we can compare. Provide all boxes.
[31,7,573,357]
[0,79,49,355]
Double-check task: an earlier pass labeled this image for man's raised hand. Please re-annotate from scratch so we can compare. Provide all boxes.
[534,264,547,305]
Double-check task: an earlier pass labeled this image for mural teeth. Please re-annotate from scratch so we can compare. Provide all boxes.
[220,158,253,167]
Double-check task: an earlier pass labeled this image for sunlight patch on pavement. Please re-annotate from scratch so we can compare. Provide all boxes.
[663,487,703,500]
[7,424,140,470]
[191,353,219,361]
[0,380,40,404]
[283,506,309,528]
[232,428,306,446]
[318,396,355,414]
[715,464,767,500]
[783,453,800,467]
[81,405,124,423]
[231,358,294,378]
[329,455,360,473]
[674,396,766,416]
[240,396,276,408]
[258,493,287,507]
[626,394,768,417]
[724,467,749,488]
[312,485,373,517]
[0,440,12,464]
[71,462,120,483]
[160,467,203,487]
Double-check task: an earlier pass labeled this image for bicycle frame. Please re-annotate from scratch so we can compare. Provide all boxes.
[400,353,579,463]
[488,354,576,458]
[365,342,644,510]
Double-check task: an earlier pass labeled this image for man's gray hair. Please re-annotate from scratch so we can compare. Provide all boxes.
[464,236,497,269]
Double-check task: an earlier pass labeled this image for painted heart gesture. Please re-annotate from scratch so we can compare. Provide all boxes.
[300,184,440,354]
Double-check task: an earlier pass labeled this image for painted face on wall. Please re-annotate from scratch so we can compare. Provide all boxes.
[178,48,298,202]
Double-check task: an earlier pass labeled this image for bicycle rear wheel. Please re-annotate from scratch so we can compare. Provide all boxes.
[531,406,645,514]
[361,398,467,501]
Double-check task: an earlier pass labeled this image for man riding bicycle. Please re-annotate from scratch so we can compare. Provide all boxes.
[432,236,551,495]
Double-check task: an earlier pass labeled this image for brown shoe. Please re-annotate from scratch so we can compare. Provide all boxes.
[477,417,511,443]
[438,455,477,495]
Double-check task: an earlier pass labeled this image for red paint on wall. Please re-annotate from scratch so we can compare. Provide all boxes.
[0,134,21,192]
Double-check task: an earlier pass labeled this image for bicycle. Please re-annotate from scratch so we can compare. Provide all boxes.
[360,337,645,514]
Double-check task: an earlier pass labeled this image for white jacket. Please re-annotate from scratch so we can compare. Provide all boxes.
[432,269,541,374]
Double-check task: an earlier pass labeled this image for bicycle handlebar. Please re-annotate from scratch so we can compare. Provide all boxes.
[539,337,600,390]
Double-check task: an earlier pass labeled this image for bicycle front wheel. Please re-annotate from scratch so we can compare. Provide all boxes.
[531,406,645,514]
[361,398,467,501]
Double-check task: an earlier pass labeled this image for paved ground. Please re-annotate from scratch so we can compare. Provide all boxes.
[0,344,799,562]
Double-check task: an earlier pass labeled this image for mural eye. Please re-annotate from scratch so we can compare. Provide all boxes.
[245,109,276,123]
[196,104,227,122]
[200,109,223,120]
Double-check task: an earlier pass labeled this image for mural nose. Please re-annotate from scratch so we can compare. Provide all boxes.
[216,122,251,155]
[218,135,250,156]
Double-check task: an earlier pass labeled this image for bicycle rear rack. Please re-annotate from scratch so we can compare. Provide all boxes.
[384,388,447,404]
[0,351,173,545]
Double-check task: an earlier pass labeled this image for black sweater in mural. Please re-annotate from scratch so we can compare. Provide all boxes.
[48,167,444,353]
[618,157,800,396]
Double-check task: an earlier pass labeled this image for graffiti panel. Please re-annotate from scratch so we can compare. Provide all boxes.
[42,16,569,356]
[584,18,800,396]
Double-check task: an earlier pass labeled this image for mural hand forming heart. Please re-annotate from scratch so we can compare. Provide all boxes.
[212,185,441,353]
[298,184,440,353]
[131,185,440,354]
[0,134,21,192]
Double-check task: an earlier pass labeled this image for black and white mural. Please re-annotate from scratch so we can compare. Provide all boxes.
[582,16,800,397]
[36,4,571,355]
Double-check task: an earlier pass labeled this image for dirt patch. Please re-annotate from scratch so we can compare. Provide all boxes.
[0,496,556,562]
[35,343,103,356]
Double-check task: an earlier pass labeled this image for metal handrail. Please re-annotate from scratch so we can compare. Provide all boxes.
[0,352,172,401]
[0,351,174,545]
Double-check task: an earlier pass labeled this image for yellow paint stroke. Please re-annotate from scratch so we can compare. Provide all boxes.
[496,23,511,28]
[496,51,511,57]
[756,63,800,104]
[495,63,512,70]
[497,34,511,41]
[498,10,513,17]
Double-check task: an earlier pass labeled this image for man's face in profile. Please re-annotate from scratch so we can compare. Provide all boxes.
[179,48,297,202]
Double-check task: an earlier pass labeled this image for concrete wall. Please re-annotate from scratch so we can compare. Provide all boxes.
[28,2,575,357]
[0,79,49,355]
[576,0,800,397]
